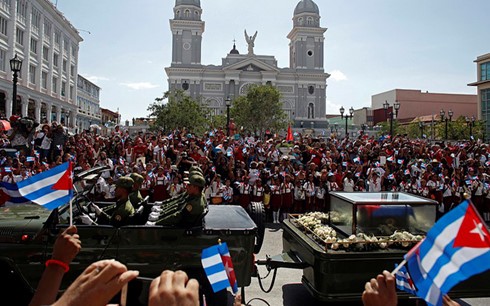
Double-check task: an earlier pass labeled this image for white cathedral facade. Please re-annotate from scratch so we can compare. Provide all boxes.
[165,0,330,130]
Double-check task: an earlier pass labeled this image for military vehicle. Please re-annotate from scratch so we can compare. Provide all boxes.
[0,166,265,306]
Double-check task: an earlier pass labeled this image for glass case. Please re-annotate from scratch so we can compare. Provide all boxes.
[329,192,437,236]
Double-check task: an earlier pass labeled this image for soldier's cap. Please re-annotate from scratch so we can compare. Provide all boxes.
[115,177,134,190]
[188,173,206,188]
[130,173,144,184]
[189,165,204,175]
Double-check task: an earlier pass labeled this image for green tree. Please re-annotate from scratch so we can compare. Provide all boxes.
[231,84,288,137]
[148,90,210,133]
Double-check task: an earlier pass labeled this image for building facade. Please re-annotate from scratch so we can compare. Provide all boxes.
[165,0,330,130]
[0,0,82,127]
[468,53,490,140]
[100,107,120,136]
[76,74,101,132]
[371,89,477,125]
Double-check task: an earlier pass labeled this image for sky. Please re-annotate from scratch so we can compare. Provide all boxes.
[52,0,490,123]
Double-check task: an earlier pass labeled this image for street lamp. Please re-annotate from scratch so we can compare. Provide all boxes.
[418,122,425,139]
[383,100,400,138]
[225,96,231,136]
[439,109,453,140]
[466,116,476,140]
[361,123,367,135]
[340,106,354,138]
[10,54,22,115]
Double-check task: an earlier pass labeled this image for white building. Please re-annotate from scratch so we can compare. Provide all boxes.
[0,0,82,127]
[76,74,101,132]
[165,0,330,130]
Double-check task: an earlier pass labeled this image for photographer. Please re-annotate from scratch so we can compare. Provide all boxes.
[8,116,38,154]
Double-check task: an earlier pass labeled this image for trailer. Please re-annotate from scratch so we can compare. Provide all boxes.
[257,192,490,302]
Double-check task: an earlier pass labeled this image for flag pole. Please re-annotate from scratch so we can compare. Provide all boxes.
[391,259,406,275]
[70,184,78,227]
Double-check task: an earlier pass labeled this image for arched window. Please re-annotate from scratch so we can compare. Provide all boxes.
[307,17,313,26]
[176,10,180,17]
[307,103,315,119]
[298,17,303,25]
[184,9,190,18]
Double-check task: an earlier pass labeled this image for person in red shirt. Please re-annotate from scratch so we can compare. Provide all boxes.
[132,138,148,162]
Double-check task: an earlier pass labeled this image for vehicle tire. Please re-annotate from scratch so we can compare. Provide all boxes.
[249,201,266,254]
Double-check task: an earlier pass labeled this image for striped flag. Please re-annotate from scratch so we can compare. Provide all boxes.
[395,264,417,295]
[17,162,73,210]
[0,182,29,206]
[201,242,238,294]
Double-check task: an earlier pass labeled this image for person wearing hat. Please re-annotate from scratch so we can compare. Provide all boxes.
[129,173,145,208]
[91,177,135,227]
[156,169,207,226]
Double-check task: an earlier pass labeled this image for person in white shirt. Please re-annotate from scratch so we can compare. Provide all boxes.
[303,175,316,212]
[343,172,355,192]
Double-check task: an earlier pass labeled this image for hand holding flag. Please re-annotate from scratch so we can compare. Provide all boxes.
[394,200,490,306]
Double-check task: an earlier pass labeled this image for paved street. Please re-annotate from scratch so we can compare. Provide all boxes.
[244,223,489,306]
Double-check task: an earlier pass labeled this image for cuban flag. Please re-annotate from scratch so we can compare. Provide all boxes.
[397,159,404,165]
[26,156,35,162]
[0,182,29,206]
[17,162,73,210]
[387,156,394,162]
[353,156,361,164]
[395,264,417,295]
[201,242,238,294]
[404,200,490,306]
[119,156,125,166]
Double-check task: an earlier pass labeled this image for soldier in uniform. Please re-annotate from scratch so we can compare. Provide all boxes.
[129,172,144,208]
[152,166,207,226]
[91,177,135,227]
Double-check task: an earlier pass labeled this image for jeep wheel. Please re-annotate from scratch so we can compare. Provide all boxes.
[249,201,265,254]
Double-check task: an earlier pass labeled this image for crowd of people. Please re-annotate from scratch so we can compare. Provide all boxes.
[2,116,490,223]
[1,116,477,305]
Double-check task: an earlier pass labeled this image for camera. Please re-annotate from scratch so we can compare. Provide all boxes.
[120,277,153,306]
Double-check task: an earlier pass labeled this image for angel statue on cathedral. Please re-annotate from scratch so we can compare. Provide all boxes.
[244,30,258,56]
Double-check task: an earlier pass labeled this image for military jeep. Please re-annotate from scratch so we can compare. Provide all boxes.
[0,166,264,306]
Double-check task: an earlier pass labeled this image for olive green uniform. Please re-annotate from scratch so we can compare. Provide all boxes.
[154,165,207,226]
[129,190,144,208]
[98,198,135,227]
[156,192,206,226]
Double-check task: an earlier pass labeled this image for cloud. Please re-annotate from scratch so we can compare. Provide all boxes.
[325,100,343,115]
[85,75,110,83]
[329,70,348,81]
[120,82,160,90]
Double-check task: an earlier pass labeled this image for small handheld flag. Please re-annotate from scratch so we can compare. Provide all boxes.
[201,241,238,294]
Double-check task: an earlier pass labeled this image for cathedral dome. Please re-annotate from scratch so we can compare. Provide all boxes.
[294,0,319,15]
[175,0,200,7]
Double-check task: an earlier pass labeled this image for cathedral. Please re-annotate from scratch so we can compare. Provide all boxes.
[165,0,330,130]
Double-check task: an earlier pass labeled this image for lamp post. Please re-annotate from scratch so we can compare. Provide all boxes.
[439,109,453,140]
[418,122,425,139]
[383,100,400,138]
[361,123,367,135]
[466,116,475,140]
[225,96,231,136]
[340,106,354,138]
[10,54,22,115]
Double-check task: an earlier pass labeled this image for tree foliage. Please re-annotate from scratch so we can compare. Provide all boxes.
[148,90,210,133]
[231,84,288,137]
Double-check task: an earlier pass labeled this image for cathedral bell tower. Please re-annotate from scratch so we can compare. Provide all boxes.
[288,0,326,70]
[170,0,204,66]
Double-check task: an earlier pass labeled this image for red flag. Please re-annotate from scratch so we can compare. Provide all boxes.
[286,124,293,142]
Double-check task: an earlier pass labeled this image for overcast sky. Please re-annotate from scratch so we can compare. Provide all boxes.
[53,0,490,123]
